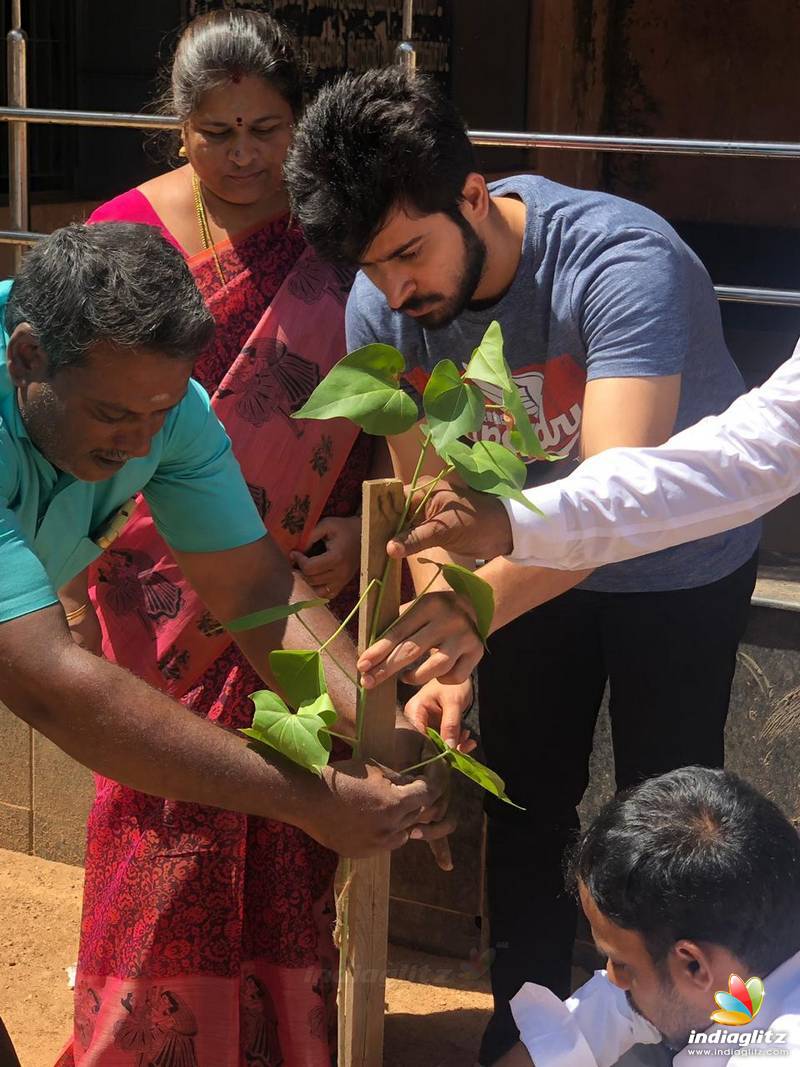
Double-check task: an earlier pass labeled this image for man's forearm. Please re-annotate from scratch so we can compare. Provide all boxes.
[233,572,362,734]
[1,609,327,827]
[478,555,594,633]
[174,536,360,732]
[506,347,800,570]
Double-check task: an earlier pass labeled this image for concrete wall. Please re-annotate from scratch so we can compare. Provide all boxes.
[0,707,94,866]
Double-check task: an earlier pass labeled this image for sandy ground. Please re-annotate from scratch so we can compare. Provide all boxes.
[0,848,492,1067]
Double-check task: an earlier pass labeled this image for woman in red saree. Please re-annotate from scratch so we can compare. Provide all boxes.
[56,11,373,1065]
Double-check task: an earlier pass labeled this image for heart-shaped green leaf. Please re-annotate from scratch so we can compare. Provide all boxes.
[293,344,419,435]
[419,558,494,642]
[444,440,542,514]
[426,727,524,808]
[299,692,338,726]
[503,383,554,461]
[463,320,512,393]
[423,358,485,453]
[225,598,327,634]
[241,689,332,775]
[269,649,327,710]
[464,321,553,461]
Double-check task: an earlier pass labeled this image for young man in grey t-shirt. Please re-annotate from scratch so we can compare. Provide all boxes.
[286,68,759,1065]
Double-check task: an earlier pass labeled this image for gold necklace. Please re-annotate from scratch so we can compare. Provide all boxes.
[192,172,226,287]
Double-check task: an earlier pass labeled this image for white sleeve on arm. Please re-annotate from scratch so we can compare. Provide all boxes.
[505,344,800,570]
[511,972,661,1067]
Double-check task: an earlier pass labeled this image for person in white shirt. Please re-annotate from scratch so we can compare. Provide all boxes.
[495,766,800,1067]
[383,341,800,575]
[354,343,800,719]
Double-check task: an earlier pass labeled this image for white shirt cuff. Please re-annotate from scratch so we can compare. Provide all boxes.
[501,484,565,565]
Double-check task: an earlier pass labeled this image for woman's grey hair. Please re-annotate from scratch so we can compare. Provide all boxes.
[161,9,305,124]
[4,222,215,372]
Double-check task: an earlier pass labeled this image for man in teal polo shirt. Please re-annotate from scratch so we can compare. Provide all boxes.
[0,225,447,898]
[0,226,451,1058]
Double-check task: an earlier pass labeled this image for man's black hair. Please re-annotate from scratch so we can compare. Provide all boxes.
[285,66,476,264]
[5,222,214,372]
[569,766,800,976]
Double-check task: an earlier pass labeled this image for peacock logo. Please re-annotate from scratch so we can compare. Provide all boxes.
[710,973,765,1026]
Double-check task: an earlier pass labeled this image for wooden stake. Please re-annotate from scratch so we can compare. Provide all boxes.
[339,478,404,1067]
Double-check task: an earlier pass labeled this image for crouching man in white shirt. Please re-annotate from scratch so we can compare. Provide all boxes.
[498,766,800,1067]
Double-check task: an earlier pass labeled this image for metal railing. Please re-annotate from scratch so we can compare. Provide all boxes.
[4,4,800,308]
[469,129,800,159]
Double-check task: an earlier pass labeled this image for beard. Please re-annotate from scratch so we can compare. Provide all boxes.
[626,980,694,1050]
[20,382,73,472]
[401,217,487,330]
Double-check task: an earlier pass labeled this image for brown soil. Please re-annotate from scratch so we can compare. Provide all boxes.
[0,849,492,1066]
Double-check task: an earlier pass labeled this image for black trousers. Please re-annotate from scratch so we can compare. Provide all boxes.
[0,1016,20,1067]
[477,552,758,1065]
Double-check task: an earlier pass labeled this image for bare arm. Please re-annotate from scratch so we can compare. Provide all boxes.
[476,373,681,627]
[0,603,436,858]
[172,533,360,734]
[2,603,323,822]
[173,524,457,866]
[58,569,103,655]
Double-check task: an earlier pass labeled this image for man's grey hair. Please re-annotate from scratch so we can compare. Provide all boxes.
[4,222,214,372]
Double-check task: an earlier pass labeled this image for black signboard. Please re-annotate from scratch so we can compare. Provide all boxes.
[186,1,452,90]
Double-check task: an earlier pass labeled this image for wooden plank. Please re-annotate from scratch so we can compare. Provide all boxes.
[339,478,404,1067]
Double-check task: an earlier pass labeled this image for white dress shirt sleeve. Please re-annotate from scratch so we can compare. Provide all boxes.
[504,343,800,570]
[511,972,661,1067]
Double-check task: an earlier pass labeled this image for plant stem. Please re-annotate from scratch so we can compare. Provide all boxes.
[318,579,379,653]
[324,729,355,745]
[367,433,433,648]
[397,432,433,532]
[375,564,442,642]
[408,463,456,523]
[296,616,359,688]
[397,749,451,775]
[354,686,366,759]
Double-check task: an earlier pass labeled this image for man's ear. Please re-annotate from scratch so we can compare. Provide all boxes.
[670,940,715,993]
[460,172,491,224]
[6,323,49,387]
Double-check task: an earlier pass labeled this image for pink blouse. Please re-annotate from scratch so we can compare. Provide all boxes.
[88,188,186,255]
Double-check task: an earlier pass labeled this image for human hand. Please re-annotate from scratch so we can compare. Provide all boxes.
[357,592,484,689]
[387,479,513,561]
[290,515,361,599]
[404,677,476,752]
[393,718,458,871]
[308,757,441,859]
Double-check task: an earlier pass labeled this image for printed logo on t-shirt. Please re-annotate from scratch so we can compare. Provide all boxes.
[405,353,585,461]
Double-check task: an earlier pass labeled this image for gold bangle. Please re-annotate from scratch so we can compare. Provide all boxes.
[65,603,89,625]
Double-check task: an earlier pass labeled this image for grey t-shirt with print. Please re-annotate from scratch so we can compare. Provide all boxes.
[345,174,760,593]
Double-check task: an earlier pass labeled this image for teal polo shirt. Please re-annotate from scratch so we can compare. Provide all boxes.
[0,279,266,623]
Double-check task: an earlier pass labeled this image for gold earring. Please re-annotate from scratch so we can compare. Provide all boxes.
[178,145,188,158]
